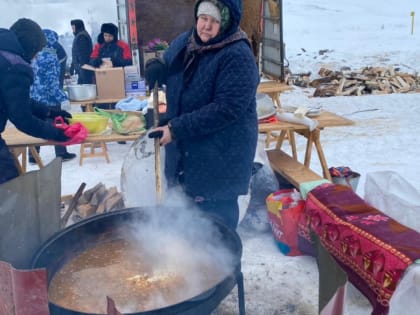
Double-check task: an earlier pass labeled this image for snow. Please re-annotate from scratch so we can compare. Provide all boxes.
[19,0,420,314]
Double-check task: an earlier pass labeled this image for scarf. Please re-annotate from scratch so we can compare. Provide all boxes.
[183,28,249,85]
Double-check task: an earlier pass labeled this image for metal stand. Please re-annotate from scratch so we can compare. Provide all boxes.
[237,270,246,315]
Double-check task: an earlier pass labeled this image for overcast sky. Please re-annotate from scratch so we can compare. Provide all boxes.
[0,0,118,35]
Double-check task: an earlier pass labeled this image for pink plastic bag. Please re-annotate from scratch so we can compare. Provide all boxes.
[51,116,88,146]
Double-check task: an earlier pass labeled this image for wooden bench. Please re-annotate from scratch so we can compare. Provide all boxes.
[266,149,324,188]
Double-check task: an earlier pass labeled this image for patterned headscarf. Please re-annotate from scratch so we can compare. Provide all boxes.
[195,0,231,34]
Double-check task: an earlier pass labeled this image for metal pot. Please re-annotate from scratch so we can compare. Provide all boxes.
[67,84,97,101]
[31,207,245,315]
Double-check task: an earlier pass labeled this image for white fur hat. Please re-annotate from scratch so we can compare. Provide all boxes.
[197,1,221,22]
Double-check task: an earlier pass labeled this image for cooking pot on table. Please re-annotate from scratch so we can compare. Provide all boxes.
[31,207,245,315]
[67,84,97,101]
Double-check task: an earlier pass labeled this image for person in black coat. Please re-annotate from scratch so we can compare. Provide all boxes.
[70,19,93,84]
[146,0,259,229]
[0,18,71,184]
[55,40,67,89]
[89,23,132,68]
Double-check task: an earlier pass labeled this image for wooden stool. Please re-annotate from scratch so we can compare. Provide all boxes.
[79,142,110,165]
[10,146,44,174]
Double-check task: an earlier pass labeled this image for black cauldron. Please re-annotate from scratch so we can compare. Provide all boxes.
[31,207,245,315]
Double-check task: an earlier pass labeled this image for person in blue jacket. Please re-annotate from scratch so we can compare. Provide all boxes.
[146,0,260,229]
[29,29,76,162]
[0,18,71,184]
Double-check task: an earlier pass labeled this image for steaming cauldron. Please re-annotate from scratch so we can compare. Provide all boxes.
[31,207,245,315]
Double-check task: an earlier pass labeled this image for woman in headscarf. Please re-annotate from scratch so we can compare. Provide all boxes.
[145,0,260,230]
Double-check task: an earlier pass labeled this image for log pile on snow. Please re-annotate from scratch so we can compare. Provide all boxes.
[75,183,125,218]
[310,66,420,97]
[61,183,125,224]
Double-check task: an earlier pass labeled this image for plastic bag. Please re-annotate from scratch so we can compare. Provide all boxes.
[95,107,146,135]
[364,171,420,232]
[52,116,88,146]
[276,112,319,131]
[389,262,420,315]
[266,189,305,256]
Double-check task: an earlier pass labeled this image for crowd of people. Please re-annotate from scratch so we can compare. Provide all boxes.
[0,0,259,231]
[0,16,132,175]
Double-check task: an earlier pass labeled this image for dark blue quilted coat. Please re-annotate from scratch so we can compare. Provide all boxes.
[162,0,259,200]
[0,28,65,184]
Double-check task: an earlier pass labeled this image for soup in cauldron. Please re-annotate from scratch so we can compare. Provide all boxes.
[49,238,226,314]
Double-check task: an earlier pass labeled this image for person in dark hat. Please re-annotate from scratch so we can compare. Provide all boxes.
[145,0,259,230]
[70,19,93,84]
[89,22,132,68]
[0,18,72,184]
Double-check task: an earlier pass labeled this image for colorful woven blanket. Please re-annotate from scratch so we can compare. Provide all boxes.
[299,183,420,315]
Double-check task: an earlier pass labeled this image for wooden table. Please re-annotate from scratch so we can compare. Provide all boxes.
[259,111,354,182]
[3,127,144,172]
[257,81,293,107]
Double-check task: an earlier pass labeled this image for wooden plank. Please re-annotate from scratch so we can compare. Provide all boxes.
[3,127,145,148]
[266,149,324,188]
[259,111,354,134]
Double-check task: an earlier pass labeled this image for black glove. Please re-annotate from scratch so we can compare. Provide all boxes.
[48,108,72,123]
[148,130,163,139]
[111,53,124,67]
[91,58,102,68]
[69,64,75,76]
[145,58,166,90]
[53,129,70,142]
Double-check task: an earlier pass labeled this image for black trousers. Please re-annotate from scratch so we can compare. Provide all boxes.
[194,198,240,230]
[0,139,19,185]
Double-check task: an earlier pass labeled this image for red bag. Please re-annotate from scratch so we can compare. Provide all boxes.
[266,189,305,256]
[51,116,88,146]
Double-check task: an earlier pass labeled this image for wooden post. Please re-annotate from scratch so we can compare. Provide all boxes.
[153,82,162,205]
[411,11,415,35]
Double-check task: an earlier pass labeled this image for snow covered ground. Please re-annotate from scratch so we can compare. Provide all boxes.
[20,0,420,314]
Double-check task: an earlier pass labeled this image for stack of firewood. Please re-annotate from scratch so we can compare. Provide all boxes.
[65,183,125,220]
[76,183,124,218]
[310,66,420,97]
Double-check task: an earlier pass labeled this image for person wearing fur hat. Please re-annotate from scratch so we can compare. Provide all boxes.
[70,19,93,84]
[145,0,259,230]
[89,23,132,68]
[0,18,72,184]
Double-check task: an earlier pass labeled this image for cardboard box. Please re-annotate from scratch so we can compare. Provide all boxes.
[95,67,125,99]
[124,66,141,81]
[82,65,126,99]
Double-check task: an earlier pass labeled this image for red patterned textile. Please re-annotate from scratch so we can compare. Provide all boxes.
[300,184,420,315]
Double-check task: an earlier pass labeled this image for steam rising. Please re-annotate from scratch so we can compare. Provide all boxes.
[121,133,241,312]
[119,193,238,312]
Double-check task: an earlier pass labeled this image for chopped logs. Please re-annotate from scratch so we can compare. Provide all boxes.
[312,66,420,97]
[62,183,125,222]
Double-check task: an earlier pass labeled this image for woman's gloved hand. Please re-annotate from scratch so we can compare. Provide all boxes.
[91,58,102,68]
[48,108,72,123]
[145,58,166,90]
